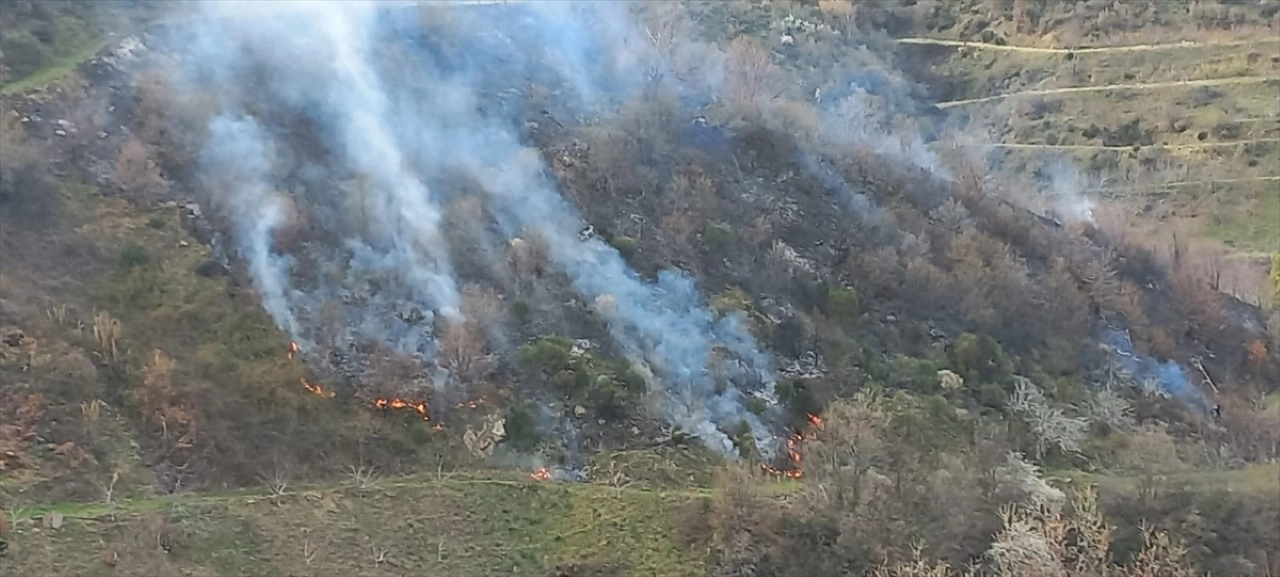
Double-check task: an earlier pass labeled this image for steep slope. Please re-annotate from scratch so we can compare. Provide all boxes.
[2,1,1279,576]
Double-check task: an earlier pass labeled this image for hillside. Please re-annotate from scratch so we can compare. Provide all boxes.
[2,1,1279,576]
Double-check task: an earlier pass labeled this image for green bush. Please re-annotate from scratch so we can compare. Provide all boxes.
[947,332,1013,387]
[518,336,574,377]
[774,379,796,405]
[504,402,540,451]
[512,299,531,324]
[518,336,643,418]
[711,286,753,314]
[118,241,151,269]
[728,419,757,458]
[888,355,940,394]
[824,286,859,324]
[146,216,167,229]
[0,31,50,80]
[609,235,638,259]
[702,221,733,253]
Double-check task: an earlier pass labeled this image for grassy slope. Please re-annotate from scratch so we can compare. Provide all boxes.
[7,463,1275,577]
[922,35,1280,254]
[4,473,709,577]
[0,2,170,95]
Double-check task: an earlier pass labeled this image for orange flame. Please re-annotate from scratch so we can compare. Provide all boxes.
[530,467,551,481]
[374,397,430,420]
[763,427,812,479]
[287,341,300,360]
[806,413,824,429]
[455,398,485,409]
[760,463,803,479]
[300,378,336,398]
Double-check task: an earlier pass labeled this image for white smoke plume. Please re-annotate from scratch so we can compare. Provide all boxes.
[200,116,299,337]
[1044,160,1096,224]
[181,1,461,369]
[172,0,778,456]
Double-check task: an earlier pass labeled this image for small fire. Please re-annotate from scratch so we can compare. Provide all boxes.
[287,341,300,360]
[763,416,824,479]
[455,398,485,409]
[530,467,551,481]
[301,378,336,398]
[760,463,803,479]
[374,397,430,420]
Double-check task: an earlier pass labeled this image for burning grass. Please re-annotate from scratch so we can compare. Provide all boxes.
[760,412,824,479]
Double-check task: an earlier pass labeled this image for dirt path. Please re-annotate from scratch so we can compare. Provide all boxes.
[896,36,1280,54]
[1087,175,1280,194]
[937,75,1280,108]
[974,137,1280,151]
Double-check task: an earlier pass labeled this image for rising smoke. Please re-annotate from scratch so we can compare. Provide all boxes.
[1043,159,1097,224]
[185,1,461,369]
[1104,328,1212,412]
[175,0,779,456]
[172,0,1126,457]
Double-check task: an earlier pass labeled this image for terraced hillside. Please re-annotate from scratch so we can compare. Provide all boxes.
[896,21,1280,302]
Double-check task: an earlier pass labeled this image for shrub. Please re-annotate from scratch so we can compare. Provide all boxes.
[888,355,940,394]
[503,402,539,451]
[518,336,574,377]
[948,333,1014,388]
[711,286,754,314]
[0,31,50,80]
[609,235,638,259]
[703,221,734,253]
[824,286,860,324]
[512,299,531,324]
[146,216,167,230]
[118,241,151,269]
[519,337,642,417]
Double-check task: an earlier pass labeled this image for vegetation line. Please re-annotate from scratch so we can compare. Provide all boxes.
[937,75,1280,108]
[7,474,714,523]
[1089,175,1280,193]
[896,35,1280,54]
[0,37,113,96]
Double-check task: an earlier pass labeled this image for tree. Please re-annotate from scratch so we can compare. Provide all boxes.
[438,284,501,386]
[1008,377,1089,460]
[723,36,783,119]
[133,350,197,462]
